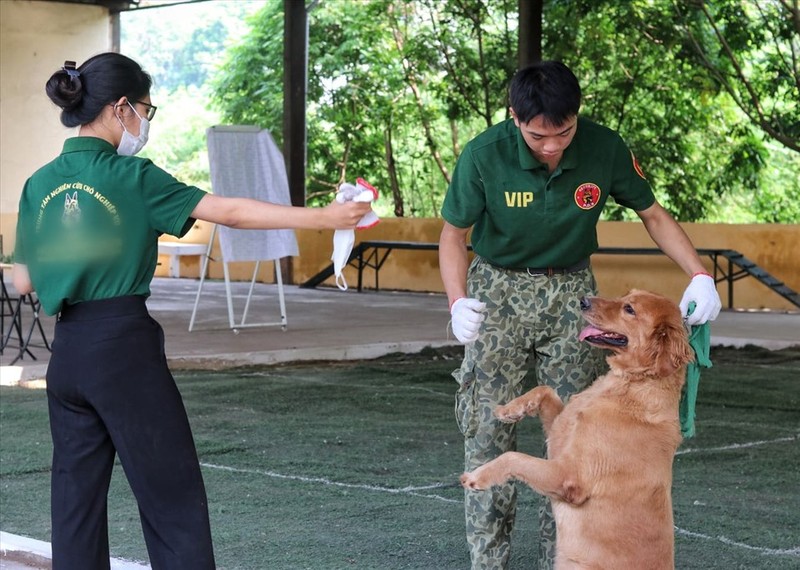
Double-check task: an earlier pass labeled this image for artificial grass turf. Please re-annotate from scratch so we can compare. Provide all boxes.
[0,345,798,569]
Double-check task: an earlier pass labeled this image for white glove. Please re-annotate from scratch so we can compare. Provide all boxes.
[680,273,721,326]
[450,297,487,344]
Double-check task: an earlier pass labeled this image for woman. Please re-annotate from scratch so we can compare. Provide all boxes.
[12,53,370,569]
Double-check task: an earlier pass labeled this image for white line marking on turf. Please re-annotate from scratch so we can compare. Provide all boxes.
[699,420,798,433]
[676,434,798,455]
[202,462,800,557]
[201,462,461,504]
[675,527,800,557]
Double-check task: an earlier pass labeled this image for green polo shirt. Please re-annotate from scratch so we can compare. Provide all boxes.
[441,117,655,268]
[15,137,207,315]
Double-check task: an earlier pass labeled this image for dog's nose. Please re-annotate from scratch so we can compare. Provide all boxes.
[580,297,591,311]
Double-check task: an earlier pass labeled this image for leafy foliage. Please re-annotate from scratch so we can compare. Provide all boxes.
[139,86,217,189]
[541,0,797,222]
[673,0,799,153]
[134,0,796,223]
[211,0,517,216]
[121,2,263,191]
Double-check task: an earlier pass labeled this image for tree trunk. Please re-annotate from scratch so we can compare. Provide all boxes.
[388,5,452,184]
[450,118,461,160]
[384,125,405,217]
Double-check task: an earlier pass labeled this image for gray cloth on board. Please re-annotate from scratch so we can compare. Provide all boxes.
[206,125,299,262]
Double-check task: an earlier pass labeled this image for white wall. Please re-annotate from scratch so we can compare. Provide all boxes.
[0,0,109,254]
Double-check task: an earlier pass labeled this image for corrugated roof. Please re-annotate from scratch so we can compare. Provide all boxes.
[33,0,209,12]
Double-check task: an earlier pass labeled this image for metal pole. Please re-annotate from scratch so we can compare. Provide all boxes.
[283,0,309,207]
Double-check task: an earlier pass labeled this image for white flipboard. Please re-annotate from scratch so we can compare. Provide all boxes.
[189,125,299,332]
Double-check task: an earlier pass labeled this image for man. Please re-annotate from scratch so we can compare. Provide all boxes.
[438,61,720,569]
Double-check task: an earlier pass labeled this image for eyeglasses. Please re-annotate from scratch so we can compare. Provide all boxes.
[136,100,157,121]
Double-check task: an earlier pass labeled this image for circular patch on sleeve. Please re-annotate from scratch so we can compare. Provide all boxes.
[631,151,646,179]
[574,183,601,210]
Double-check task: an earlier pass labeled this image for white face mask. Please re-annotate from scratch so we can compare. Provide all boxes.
[331,229,355,291]
[116,102,149,156]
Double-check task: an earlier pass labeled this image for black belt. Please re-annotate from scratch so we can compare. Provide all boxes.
[493,257,590,276]
[58,295,148,322]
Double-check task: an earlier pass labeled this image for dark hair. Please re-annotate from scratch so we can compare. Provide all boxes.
[508,61,581,125]
[45,52,152,128]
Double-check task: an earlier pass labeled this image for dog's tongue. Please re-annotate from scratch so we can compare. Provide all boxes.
[579,325,604,341]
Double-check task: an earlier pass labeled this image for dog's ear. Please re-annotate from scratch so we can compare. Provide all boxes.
[650,320,694,377]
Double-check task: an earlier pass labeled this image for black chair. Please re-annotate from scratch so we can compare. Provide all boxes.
[0,253,51,365]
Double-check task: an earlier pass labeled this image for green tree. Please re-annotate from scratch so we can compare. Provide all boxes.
[122,2,256,92]
[210,0,798,222]
[121,1,264,191]
[674,0,799,154]
[539,0,798,222]
[209,3,285,134]
[140,86,218,189]
[212,0,517,217]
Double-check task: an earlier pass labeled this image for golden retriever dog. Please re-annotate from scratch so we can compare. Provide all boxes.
[460,290,694,570]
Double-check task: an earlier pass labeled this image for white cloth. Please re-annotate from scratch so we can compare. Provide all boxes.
[680,274,721,325]
[206,126,299,262]
[331,179,379,290]
[450,297,486,344]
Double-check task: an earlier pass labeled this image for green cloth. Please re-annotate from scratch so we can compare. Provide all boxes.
[680,302,713,438]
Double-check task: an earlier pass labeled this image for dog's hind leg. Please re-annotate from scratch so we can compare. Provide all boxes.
[494,386,564,434]
[461,452,586,505]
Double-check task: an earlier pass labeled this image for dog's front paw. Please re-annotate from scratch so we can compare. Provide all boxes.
[460,471,488,491]
[494,401,528,423]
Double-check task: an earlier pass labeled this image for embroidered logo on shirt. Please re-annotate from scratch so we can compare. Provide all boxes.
[504,191,534,208]
[631,151,646,179]
[574,183,601,210]
[62,191,81,225]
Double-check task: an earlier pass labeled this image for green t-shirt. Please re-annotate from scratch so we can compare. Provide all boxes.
[15,137,207,315]
[441,117,655,268]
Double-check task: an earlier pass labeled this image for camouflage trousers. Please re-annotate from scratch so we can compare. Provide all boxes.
[453,256,605,570]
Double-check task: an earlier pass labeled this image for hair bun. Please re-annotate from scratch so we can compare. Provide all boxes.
[45,52,151,129]
[46,68,83,111]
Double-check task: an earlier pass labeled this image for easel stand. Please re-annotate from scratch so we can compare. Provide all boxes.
[188,224,288,333]
[189,125,298,333]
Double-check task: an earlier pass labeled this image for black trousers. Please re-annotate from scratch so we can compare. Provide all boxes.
[46,296,215,570]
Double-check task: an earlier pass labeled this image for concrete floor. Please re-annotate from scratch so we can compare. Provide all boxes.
[2,277,799,383]
[2,278,457,382]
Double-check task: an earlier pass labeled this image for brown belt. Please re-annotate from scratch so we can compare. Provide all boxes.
[493,257,590,276]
